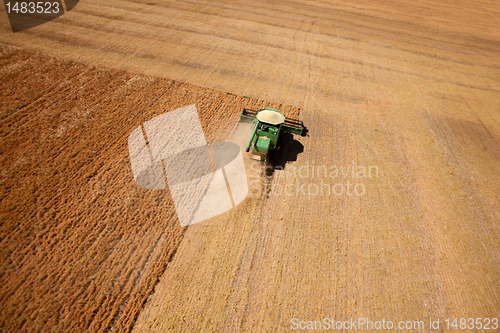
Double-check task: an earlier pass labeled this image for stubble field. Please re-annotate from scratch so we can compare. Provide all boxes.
[1,0,499,332]
[0,44,299,331]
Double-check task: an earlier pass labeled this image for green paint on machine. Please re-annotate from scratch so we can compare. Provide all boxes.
[240,108,305,162]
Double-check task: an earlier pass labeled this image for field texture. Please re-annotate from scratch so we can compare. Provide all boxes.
[1,0,499,332]
[0,44,299,331]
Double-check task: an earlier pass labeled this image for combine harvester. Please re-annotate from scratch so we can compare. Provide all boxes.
[240,108,305,162]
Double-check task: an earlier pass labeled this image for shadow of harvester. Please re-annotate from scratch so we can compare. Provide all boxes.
[266,127,307,174]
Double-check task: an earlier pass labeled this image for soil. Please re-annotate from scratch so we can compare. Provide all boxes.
[1,0,499,332]
[0,43,299,332]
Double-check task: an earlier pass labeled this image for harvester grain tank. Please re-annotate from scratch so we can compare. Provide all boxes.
[239,108,305,161]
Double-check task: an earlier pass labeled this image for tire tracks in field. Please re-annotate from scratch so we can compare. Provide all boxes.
[10,0,499,95]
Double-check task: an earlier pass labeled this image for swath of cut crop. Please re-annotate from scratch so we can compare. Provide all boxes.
[0,43,301,332]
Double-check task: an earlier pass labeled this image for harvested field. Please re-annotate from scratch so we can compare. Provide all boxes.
[0,44,299,331]
[1,0,500,332]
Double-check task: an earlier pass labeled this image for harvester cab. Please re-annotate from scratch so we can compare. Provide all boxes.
[239,108,305,162]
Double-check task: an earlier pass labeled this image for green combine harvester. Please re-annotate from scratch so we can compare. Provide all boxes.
[240,108,305,162]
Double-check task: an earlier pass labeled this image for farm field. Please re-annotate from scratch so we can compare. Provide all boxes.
[0,44,299,331]
[1,0,500,332]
